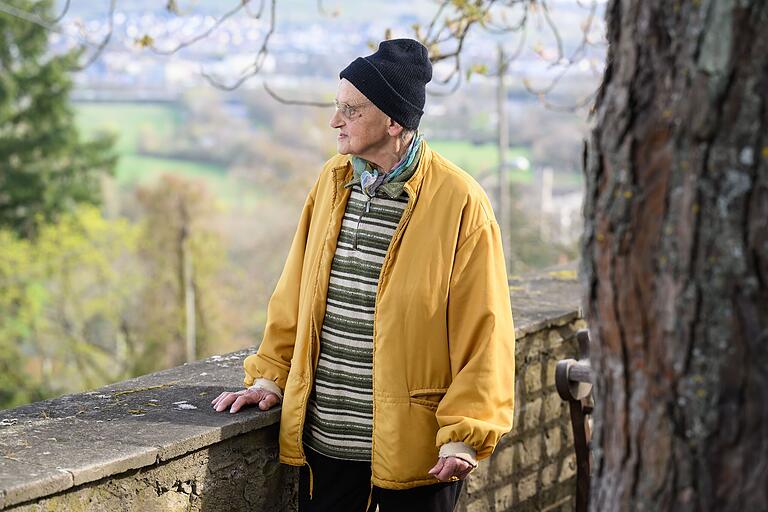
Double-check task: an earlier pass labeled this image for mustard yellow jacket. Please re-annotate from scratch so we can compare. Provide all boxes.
[243,142,515,490]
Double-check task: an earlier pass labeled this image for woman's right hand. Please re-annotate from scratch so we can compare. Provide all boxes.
[211,388,281,413]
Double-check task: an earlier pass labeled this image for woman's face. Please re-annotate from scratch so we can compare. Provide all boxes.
[329,79,391,160]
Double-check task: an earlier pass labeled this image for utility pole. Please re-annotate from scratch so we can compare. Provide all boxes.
[179,203,196,363]
[496,43,510,271]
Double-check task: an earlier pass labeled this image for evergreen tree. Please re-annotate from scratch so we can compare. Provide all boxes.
[0,0,116,238]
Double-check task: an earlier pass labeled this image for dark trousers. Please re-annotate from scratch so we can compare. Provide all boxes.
[298,446,463,512]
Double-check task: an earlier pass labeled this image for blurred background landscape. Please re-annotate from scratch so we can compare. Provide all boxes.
[0,0,605,409]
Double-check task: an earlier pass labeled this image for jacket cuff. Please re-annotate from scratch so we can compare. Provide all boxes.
[243,353,290,390]
[248,378,284,401]
[439,442,478,467]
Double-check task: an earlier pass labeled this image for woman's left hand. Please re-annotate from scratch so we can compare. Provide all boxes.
[428,456,473,482]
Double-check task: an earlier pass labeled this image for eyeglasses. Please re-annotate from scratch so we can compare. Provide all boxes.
[334,99,371,120]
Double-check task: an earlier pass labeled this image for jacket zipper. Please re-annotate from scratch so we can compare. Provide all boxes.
[353,195,373,251]
[369,188,416,487]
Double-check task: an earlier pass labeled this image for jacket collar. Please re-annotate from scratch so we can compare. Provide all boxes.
[331,140,432,204]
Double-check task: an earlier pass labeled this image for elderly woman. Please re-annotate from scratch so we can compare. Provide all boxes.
[212,39,515,512]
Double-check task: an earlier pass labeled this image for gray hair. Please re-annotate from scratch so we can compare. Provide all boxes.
[400,128,416,144]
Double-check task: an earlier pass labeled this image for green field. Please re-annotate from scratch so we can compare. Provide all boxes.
[428,140,534,183]
[74,102,257,202]
[76,102,180,154]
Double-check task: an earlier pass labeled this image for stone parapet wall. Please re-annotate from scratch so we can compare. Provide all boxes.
[457,317,586,512]
[0,266,580,511]
[7,425,297,512]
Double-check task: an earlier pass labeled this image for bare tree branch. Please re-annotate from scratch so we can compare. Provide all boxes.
[0,1,55,31]
[72,0,116,71]
[535,88,599,113]
[245,0,266,19]
[422,0,510,92]
[482,3,529,34]
[149,0,248,55]
[490,25,527,75]
[416,0,603,111]
[540,0,564,64]
[51,0,71,23]
[202,0,277,91]
[0,0,115,71]
[1,0,604,106]
[0,0,102,47]
[424,0,451,42]
[519,0,601,110]
[262,82,333,107]
[426,71,462,96]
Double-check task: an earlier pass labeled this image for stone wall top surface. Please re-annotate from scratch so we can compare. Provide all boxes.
[508,264,581,336]
[0,265,580,509]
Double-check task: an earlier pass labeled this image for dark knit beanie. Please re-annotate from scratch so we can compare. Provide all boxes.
[340,39,432,130]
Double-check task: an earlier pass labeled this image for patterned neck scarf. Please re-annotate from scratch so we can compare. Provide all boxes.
[344,133,424,199]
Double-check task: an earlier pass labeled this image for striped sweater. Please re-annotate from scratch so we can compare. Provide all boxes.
[303,184,409,461]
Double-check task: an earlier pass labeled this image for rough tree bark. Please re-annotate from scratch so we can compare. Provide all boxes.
[582,0,768,510]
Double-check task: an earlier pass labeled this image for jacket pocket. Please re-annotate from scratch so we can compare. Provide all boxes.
[408,388,447,411]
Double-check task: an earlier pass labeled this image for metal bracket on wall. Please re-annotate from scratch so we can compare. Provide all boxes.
[555,329,594,512]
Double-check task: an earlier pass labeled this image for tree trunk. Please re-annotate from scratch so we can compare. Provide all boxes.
[582,1,768,510]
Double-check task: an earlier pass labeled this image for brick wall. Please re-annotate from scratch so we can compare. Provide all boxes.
[456,318,587,512]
